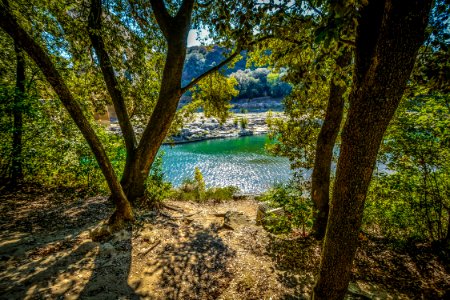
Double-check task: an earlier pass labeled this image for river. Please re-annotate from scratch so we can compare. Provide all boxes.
[161,135,292,194]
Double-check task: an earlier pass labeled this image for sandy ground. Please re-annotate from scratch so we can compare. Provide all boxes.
[0,187,449,299]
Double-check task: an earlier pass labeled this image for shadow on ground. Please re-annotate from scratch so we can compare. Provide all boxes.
[0,187,137,299]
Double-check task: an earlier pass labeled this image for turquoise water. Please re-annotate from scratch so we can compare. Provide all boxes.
[161,135,292,194]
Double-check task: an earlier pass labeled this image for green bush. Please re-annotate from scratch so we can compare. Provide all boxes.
[141,152,173,207]
[174,167,238,202]
[258,183,313,235]
[240,117,248,129]
[364,94,449,242]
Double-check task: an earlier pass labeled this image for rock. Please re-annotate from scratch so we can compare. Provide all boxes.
[232,193,254,200]
[89,223,112,241]
[239,129,253,136]
[99,242,116,257]
[111,229,131,243]
[223,211,251,230]
[256,202,285,225]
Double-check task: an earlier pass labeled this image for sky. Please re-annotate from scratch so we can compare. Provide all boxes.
[187,29,211,47]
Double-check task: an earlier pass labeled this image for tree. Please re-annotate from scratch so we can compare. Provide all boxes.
[1,0,270,221]
[310,48,351,239]
[0,0,134,228]
[313,0,432,299]
[256,0,354,239]
[10,41,25,186]
[112,0,262,202]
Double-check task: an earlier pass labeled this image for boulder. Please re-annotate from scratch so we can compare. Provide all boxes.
[256,202,285,225]
[223,211,251,230]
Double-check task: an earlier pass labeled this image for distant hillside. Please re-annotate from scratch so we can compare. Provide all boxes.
[182,46,291,100]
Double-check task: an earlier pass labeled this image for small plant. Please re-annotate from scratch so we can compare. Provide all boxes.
[240,117,248,129]
[142,152,173,208]
[174,167,238,202]
[233,117,239,127]
[259,183,313,235]
[194,167,206,200]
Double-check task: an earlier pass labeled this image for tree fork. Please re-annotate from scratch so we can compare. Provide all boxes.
[310,48,351,240]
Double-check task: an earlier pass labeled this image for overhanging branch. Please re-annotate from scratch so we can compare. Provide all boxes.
[180,36,274,94]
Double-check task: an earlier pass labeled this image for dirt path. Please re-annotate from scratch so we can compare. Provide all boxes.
[0,188,448,299]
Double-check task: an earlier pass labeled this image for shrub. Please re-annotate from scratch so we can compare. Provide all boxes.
[258,183,313,235]
[240,117,248,129]
[175,167,238,202]
[141,152,173,208]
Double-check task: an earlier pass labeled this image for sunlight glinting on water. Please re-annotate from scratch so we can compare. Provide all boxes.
[160,135,292,194]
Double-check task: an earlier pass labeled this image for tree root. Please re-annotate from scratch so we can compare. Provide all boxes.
[89,209,133,242]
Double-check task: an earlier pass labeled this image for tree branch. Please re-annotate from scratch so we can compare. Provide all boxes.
[88,0,137,154]
[149,0,173,38]
[0,0,128,204]
[181,36,273,94]
[175,0,195,22]
[339,38,356,47]
[180,48,241,94]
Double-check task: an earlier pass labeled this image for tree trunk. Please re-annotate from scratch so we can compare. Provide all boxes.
[311,49,351,240]
[312,1,432,299]
[88,0,137,180]
[444,208,450,245]
[11,41,24,187]
[0,1,133,226]
[121,0,194,203]
[121,41,186,203]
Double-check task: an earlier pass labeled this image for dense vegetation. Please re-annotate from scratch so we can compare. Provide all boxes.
[183,45,292,99]
[0,0,448,299]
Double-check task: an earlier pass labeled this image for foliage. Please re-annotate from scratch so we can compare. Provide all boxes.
[175,167,238,202]
[258,182,313,235]
[183,46,291,100]
[0,84,125,193]
[365,93,450,241]
[191,72,239,124]
[230,68,291,99]
[141,152,173,208]
[240,117,248,129]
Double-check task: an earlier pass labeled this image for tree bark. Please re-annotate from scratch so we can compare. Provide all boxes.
[311,49,351,240]
[313,1,432,299]
[0,0,133,225]
[87,0,138,186]
[11,41,25,187]
[120,0,194,203]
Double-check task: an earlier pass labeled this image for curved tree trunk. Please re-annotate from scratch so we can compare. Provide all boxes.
[312,0,432,299]
[88,0,138,185]
[311,49,351,240]
[120,0,194,203]
[121,40,188,203]
[0,0,133,226]
[11,41,25,187]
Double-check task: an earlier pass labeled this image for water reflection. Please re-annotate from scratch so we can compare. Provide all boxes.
[161,135,292,194]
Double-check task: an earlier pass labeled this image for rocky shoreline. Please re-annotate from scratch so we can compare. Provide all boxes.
[108,112,283,144]
[168,112,281,144]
